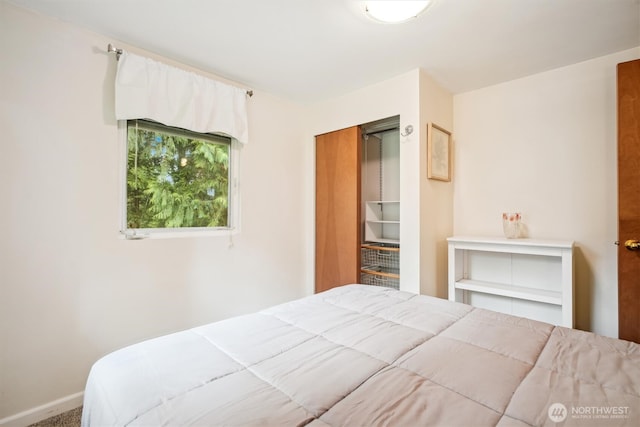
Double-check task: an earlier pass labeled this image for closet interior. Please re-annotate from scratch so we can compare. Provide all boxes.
[360,116,400,290]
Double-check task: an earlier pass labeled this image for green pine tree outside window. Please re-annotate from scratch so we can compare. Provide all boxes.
[126,120,231,229]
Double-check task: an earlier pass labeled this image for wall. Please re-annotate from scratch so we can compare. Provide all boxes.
[419,70,454,298]
[453,47,640,338]
[304,70,421,294]
[304,69,453,296]
[0,2,307,422]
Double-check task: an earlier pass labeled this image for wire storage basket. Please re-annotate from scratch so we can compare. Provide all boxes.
[360,242,400,290]
[360,271,399,290]
[361,243,400,273]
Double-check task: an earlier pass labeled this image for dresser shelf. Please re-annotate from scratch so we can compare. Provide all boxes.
[447,236,574,327]
[453,279,562,306]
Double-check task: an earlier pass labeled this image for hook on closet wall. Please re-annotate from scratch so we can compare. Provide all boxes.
[400,125,413,137]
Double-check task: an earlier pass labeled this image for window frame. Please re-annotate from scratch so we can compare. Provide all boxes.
[118,120,241,239]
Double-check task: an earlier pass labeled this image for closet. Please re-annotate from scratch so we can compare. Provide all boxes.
[315,116,400,293]
[360,117,401,289]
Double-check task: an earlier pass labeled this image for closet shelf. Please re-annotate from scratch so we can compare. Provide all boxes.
[366,220,400,224]
[364,201,400,243]
[363,238,400,245]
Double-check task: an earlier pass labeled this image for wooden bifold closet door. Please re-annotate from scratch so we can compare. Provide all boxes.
[315,126,361,293]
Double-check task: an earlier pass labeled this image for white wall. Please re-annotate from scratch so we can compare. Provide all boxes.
[304,70,421,294]
[0,2,307,421]
[304,69,453,297]
[453,47,640,338]
[419,70,454,298]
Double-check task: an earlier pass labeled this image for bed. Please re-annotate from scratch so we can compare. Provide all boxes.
[82,284,640,426]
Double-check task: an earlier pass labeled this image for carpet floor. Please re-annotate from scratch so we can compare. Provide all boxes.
[28,407,81,427]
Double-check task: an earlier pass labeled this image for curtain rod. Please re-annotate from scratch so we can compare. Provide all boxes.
[107,43,254,97]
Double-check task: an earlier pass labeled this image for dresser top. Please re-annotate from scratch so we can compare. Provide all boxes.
[447,236,574,249]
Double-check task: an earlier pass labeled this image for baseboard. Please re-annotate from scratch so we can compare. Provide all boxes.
[0,392,83,427]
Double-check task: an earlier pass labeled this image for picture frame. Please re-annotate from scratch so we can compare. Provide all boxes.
[427,122,452,182]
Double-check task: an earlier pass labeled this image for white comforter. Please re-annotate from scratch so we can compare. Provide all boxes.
[82,285,640,426]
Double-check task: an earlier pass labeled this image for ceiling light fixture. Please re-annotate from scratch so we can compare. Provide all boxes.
[364,1,433,24]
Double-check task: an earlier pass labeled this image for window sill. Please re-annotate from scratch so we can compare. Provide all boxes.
[120,227,238,240]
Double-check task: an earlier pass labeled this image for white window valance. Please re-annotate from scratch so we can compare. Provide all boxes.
[115,52,249,144]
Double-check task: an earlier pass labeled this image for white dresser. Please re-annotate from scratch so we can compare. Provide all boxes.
[447,236,574,327]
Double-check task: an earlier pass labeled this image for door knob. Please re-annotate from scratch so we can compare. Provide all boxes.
[624,240,640,250]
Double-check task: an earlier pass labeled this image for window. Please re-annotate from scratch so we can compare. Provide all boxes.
[121,119,239,238]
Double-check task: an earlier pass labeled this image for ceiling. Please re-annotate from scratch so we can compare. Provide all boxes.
[7,0,640,103]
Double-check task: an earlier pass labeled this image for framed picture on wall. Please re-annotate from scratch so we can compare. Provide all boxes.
[427,123,451,182]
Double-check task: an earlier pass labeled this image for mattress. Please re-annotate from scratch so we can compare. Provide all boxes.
[82,284,640,426]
